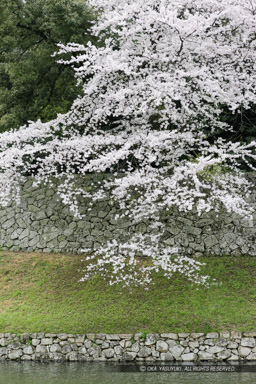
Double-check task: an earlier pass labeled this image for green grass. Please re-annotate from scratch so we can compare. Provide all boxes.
[0,251,255,333]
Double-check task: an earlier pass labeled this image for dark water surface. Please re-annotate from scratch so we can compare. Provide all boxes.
[0,362,256,384]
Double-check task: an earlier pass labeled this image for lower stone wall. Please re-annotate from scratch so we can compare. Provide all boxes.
[0,332,256,362]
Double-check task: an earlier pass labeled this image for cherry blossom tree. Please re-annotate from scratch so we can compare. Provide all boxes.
[0,0,256,286]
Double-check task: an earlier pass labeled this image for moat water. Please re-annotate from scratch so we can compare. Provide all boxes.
[0,362,256,384]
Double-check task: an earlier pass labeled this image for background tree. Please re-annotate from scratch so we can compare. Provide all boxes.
[0,0,97,132]
[0,0,256,287]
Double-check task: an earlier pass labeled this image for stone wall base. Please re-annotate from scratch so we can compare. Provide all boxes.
[0,332,256,362]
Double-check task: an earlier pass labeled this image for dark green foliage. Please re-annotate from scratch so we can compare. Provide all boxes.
[203,105,256,170]
[205,105,256,144]
[0,0,97,132]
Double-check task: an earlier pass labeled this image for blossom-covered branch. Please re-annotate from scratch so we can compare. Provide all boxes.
[0,0,256,286]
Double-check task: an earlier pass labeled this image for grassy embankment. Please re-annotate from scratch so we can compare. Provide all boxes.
[0,251,255,334]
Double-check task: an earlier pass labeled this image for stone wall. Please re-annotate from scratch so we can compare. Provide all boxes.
[0,175,255,256]
[0,332,256,362]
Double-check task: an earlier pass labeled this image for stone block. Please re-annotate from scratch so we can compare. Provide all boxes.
[206,333,219,339]
[106,334,120,341]
[160,333,178,340]
[238,347,251,357]
[103,348,114,358]
[156,340,168,352]
[198,351,215,360]
[145,334,156,346]
[181,353,196,361]
[23,346,33,355]
[41,338,53,345]
[8,350,22,360]
[123,352,136,361]
[241,338,255,348]
[169,345,184,359]
[138,347,151,358]
[160,352,174,361]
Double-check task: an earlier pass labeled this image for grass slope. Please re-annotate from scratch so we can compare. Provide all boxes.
[0,251,255,334]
